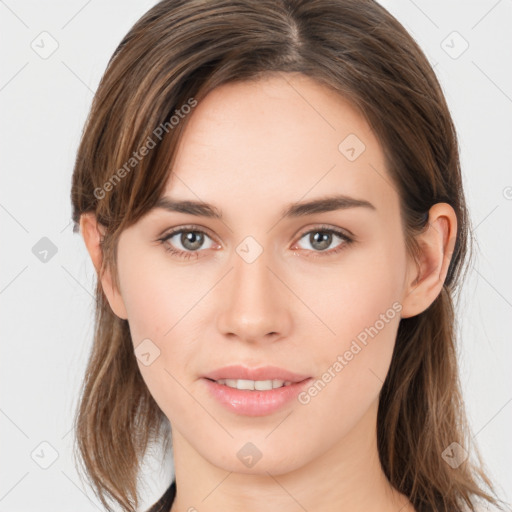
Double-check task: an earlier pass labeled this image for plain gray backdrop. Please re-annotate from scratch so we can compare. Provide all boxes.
[1,0,511,510]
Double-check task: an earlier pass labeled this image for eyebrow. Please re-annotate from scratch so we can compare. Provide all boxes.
[153,194,376,219]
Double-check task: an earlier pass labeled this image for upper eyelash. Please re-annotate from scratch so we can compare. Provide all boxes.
[157,224,354,259]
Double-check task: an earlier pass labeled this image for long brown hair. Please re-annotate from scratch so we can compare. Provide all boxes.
[70,1,503,511]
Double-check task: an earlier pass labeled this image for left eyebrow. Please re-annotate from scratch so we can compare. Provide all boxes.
[280,194,376,218]
[152,193,376,219]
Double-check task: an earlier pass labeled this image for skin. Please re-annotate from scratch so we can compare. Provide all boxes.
[81,72,457,512]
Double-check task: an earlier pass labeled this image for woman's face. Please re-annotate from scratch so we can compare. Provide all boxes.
[111,73,414,474]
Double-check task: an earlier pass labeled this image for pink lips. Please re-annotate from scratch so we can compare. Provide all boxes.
[201,365,313,416]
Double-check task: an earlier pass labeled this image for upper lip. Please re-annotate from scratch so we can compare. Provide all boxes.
[202,365,311,383]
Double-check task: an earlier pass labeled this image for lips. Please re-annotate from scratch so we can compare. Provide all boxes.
[202,365,311,383]
[202,373,314,416]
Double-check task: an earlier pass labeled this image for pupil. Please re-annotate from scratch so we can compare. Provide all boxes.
[182,231,203,251]
[311,231,331,251]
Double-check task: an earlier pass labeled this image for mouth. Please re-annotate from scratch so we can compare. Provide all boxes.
[204,377,298,391]
[202,364,311,386]
[201,365,313,416]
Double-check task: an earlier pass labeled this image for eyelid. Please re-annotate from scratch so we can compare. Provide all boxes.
[159,224,218,243]
[293,223,355,242]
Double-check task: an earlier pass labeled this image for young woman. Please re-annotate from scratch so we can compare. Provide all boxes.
[70,1,505,511]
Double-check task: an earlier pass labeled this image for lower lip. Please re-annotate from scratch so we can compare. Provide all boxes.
[202,378,313,416]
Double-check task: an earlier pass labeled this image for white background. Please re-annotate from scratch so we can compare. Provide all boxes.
[1,0,511,510]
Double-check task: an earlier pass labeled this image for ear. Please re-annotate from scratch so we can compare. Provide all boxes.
[80,213,128,320]
[400,203,457,318]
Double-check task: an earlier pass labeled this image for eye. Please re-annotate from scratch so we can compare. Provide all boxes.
[292,225,354,258]
[158,226,218,260]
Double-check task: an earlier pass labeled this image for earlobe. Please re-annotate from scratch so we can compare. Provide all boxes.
[400,203,457,319]
[79,213,128,320]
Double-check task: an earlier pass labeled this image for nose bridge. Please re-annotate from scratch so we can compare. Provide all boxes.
[216,241,291,341]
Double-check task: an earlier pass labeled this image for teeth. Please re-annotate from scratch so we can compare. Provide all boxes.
[215,379,293,390]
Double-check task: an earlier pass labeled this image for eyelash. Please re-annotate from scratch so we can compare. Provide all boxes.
[157,224,354,260]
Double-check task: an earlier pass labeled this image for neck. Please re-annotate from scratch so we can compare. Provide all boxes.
[169,398,414,512]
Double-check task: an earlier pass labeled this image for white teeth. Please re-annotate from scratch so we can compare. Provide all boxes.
[215,379,293,390]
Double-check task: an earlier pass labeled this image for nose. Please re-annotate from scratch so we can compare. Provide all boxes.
[216,247,292,344]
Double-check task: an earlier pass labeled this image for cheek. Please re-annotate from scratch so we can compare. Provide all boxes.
[118,246,198,343]
[116,249,209,415]
[292,234,405,352]
[291,238,405,426]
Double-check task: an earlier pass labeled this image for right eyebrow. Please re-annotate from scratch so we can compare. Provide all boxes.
[153,197,222,218]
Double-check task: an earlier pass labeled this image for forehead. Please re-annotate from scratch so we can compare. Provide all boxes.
[164,73,397,222]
